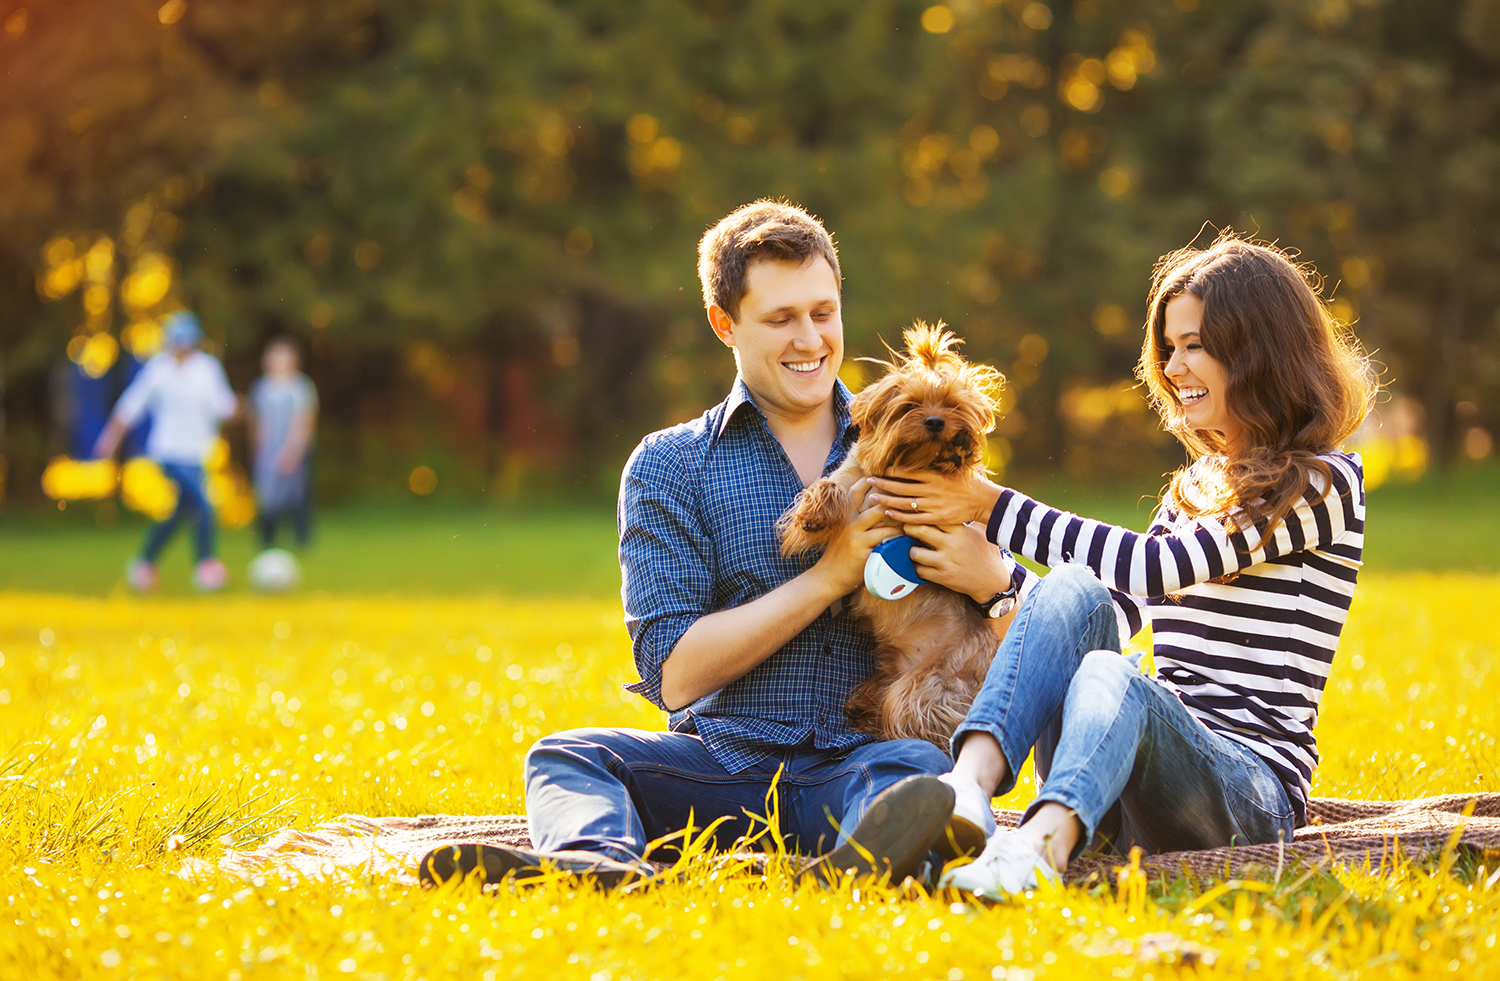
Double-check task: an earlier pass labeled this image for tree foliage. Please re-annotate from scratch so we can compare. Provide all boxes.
[2,0,1497,500]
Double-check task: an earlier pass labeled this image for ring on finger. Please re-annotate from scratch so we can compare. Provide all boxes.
[909,499,918,511]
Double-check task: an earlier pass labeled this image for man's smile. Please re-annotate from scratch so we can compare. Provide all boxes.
[785,356,827,374]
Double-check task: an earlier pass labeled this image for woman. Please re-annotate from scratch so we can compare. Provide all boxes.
[871,233,1374,896]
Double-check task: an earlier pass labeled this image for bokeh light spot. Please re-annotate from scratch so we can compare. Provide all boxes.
[626,114,659,145]
[1021,3,1053,30]
[1098,166,1132,198]
[353,241,383,270]
[409,466,438,496]
[921,6,954,33]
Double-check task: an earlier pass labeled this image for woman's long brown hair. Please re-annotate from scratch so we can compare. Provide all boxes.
[1137,231,1376,539]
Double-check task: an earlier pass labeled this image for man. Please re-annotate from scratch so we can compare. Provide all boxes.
[422,201,957,888]
[94,311,238,592]
[248,335,318,551]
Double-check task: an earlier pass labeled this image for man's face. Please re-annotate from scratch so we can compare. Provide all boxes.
[264,344,299,377]
[711,256,843,420]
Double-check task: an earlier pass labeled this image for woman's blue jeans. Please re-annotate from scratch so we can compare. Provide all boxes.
[141,463,216,565]
[950,564,1294,857]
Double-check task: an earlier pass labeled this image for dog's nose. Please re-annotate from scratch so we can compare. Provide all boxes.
[924,415,945,434]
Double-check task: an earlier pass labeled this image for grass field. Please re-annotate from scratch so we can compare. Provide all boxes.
[0,468,1497,978]
[2,464,1494,597]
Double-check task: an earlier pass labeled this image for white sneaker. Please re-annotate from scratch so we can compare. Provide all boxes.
[938,830,1060,898]
[936,772,997,859]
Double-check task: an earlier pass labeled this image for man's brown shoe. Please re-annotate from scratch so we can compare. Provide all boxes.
[796,774,955,886]
[419,843,649,890]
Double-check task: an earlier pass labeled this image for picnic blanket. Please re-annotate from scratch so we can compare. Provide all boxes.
[201,794,1500,887]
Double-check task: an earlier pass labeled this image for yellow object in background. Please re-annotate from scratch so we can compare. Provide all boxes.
[204,437,257,529]
[40,456,119,500]
[121,318,164,358]
[42,440,254,528]
[204,436,230,472]
[65,331,120,378]
[120,441,255,527]
[206,469,257,529]
[120,457,178,521]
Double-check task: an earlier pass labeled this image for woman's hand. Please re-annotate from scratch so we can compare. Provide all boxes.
[868,467,1004,527]
[905,522,1014,602]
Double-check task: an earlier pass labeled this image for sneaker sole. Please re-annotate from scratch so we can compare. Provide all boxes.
[934,813,990,861]
[419,843,640,890]
[798,774,955,886]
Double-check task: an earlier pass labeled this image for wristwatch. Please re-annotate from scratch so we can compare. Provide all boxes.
[974,549,1021,619]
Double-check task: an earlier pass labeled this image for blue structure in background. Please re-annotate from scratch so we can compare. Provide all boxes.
[66,354,151,460]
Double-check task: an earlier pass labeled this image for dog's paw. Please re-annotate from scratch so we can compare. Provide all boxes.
[776,478,851,555]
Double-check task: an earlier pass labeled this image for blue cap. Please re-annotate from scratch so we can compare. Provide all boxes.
[162,311,203,350]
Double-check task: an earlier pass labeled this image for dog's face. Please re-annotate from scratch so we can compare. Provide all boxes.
[852,323,1004,474]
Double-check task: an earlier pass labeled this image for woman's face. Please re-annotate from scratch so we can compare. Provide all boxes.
[1162,293,1242,451]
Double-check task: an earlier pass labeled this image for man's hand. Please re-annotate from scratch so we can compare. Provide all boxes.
[92,417,127,461]
[658,479,897,711]
[867,467,1003,527]
[808,478,901,596]
[905,522,1013,603]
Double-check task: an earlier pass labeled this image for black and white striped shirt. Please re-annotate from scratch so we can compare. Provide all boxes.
[988,452,1366,825]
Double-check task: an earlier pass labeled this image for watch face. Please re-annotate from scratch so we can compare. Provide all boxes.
[988,595,1017,619]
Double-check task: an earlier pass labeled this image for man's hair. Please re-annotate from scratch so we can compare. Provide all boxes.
[697,200,841,321]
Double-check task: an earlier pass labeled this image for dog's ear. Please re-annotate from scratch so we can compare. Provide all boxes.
[959,361,1006,416]
[849,368,901,433]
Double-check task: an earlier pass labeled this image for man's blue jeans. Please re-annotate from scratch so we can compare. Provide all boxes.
[951,565,1295,858]
[525,728,951,865]
[142,463,216,565]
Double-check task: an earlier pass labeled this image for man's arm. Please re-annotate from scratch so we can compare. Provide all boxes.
[93,362,158,459]
[208,359,240,423]
[277,407,316,474]
[658,492,891,710]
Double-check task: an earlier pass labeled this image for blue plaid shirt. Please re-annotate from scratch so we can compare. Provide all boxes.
[619,377,880,773]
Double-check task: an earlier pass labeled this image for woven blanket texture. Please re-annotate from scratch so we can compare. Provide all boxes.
[198,794,1500,887]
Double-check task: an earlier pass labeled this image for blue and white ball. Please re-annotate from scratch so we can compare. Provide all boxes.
[248,548,301,592]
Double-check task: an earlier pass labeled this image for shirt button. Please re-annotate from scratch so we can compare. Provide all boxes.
[823,644,832,656]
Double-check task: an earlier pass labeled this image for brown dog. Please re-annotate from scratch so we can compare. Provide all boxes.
[777,322,1007,750]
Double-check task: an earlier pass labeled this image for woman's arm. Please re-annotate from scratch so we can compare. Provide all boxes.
[871,457,1363,598]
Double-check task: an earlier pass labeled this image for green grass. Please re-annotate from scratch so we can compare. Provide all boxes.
[0,504,620,598]
[1,463,1493,597]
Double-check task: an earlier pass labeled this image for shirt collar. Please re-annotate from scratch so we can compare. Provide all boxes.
[714,376,855,444]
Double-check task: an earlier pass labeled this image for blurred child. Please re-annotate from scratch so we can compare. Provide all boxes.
[94,311,238,592]
[248,336,318,551]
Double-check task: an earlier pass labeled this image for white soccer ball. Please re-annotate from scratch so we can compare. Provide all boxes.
[248,548,302,592]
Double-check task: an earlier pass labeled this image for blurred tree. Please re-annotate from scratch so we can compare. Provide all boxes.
[2,0,1497,504]
[1198,0,1500,461]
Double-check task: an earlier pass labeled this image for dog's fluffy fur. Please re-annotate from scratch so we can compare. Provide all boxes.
[777,323,1006,750]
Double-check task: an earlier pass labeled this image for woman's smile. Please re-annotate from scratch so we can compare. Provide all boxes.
[1177,386,1208,406]
[1162,294,1240,448]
